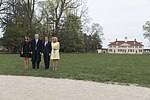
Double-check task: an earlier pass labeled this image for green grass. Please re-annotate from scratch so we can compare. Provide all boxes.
[0,53,150,87]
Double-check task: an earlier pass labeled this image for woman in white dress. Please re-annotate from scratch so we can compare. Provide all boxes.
[50,37,60,71]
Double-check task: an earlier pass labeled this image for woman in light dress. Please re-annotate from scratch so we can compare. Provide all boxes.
[50,37,60,71]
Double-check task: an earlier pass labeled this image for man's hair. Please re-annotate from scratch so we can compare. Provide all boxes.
[45,35,49,38]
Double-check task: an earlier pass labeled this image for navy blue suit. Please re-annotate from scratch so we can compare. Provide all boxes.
[30,39,42,69]
[42,41,51,69]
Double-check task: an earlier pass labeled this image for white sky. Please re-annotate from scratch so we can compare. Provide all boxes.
[87,0,150,48]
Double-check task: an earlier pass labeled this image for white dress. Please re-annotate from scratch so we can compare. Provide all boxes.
[50,42,60,60]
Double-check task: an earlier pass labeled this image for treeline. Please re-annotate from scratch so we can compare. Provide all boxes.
[0,0,103,53]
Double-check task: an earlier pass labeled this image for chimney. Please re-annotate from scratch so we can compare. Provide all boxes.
[115,39,118,45]
[134,39,136,45]
[124,37,127,42]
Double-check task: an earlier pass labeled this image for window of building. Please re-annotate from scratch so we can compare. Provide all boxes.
[109,49,112,52]
[128,46,134,48]
[139,49,143,52]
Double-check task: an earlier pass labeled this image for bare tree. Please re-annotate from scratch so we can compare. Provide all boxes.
[18,0,36,35]
[39,0,82,36]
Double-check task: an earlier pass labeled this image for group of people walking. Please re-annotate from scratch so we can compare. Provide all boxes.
[20,34,60,71]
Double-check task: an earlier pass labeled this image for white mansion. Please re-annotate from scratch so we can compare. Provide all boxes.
[108,37,144,54]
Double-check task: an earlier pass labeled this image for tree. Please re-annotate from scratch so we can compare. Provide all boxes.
[83,23,103,52]
[143,21,150,42]
[0,0,44,53]
[0,0,43,35]
[39,0,82,37]
[0,39,1,45]
[90,23,103,51]
[82,34,91,52]
[1,18,24,53]
[59,14,83,52]
[0,0,2,6]
[22,0,36,36]
[0,0,9,28]
[0,0,3,11]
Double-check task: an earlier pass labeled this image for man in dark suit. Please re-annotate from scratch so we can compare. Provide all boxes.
[42,36,51,69]
[30,34,42,69]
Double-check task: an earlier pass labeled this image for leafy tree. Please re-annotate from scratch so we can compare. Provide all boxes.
[90,23,103,51]
[83,23,103,52]
[143,21,150,42]
[1,18,24,53]
[60,14,83,52]
[82,34,91,52]
[0,0,44,53]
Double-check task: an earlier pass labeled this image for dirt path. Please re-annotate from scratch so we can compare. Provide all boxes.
[0,75,149,100]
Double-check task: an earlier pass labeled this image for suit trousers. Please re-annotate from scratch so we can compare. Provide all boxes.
[43,54,50,69]
[32,51,40,69]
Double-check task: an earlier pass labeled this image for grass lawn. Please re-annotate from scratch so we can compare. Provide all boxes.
[0,53,150,87]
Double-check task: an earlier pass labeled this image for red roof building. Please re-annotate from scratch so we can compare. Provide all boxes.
[108,37,144,54]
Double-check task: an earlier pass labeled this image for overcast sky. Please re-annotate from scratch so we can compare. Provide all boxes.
[87,0,150,48]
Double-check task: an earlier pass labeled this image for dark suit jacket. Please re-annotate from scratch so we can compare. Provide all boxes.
[30,39,42,62]
[42,41,51,54]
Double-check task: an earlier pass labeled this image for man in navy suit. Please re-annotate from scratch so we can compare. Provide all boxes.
[42,36,51,69]
[30,34,42,69]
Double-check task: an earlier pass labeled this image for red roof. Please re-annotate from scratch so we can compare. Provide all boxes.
[108,41,144,46]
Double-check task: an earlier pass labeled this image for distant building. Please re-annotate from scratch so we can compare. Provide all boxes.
[0,46,9,54]
[108,37,144,54]
[144,49,150,54]
[102,48,108,53]
[0,46,3,51]
[97,48,108,54]
[97,49,102,53]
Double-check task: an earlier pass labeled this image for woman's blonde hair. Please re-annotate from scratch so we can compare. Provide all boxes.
[52,37,58,43]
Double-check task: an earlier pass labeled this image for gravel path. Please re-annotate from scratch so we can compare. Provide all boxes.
[0,75,150,100]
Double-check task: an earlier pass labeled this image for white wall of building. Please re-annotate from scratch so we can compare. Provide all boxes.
[108,45,144,54]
